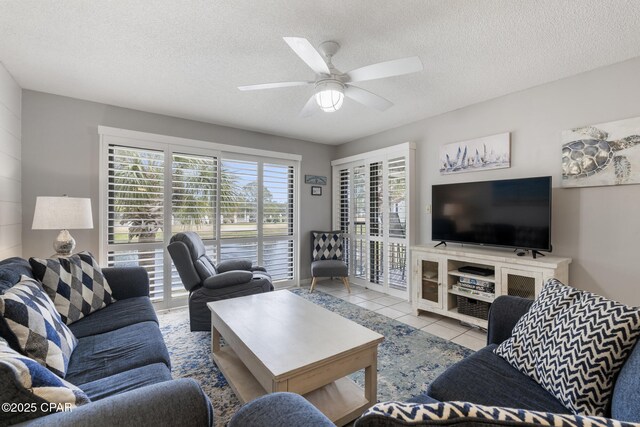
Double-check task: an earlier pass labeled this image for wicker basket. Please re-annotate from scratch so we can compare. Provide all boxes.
[457,296,490,320]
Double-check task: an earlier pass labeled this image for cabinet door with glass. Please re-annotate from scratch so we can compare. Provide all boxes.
[413,253,444,309]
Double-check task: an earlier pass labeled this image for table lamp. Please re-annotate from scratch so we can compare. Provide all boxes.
[32,196,93,257]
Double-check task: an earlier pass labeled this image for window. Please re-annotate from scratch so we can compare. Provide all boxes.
[100,128,299,308]
[107,146,166,301]
[170,152,217,299]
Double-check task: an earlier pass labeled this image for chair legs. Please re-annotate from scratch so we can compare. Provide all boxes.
[309,276,350,293]
[341,277,351,293]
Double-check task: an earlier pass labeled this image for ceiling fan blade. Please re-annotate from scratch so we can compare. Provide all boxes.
[238,81,313,91]
[299,94,319,118]
[283,37,331,75]
[344,85,393,111]
[346,56,423,83]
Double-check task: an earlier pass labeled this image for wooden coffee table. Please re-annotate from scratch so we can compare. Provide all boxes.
[207,290,384,426]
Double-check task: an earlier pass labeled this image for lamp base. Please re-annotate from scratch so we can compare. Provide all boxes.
[53,229,76,258]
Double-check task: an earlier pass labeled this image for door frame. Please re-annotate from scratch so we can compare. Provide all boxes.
[332,142,415,301]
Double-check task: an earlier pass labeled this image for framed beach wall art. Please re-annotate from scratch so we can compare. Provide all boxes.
[561,116,640,188]
[304,175,327,185]
[439,132,510,174]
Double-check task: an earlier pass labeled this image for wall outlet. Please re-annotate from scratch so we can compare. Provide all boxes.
[426,204,432,214]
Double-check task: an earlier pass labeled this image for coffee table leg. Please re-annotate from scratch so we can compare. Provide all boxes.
[211,321,221,354]
[364,351,378,404]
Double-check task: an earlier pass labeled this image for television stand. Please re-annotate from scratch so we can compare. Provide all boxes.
[434,241,447,248]
[411,245,571,329]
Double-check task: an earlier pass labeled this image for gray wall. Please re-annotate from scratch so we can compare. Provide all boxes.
[21,90,335,280]
[337,56,640,305]
[0,63,21,259]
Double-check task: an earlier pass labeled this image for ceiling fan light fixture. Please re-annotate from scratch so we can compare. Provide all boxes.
[315,80,344,113]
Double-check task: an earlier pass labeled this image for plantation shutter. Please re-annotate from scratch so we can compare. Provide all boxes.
[331,143,414,299]
[388,157,407,290]
[219,159,258,264]
[262,163,294,281]
[170,152,218,299]
[353,165,367,279]
[106,145,166,302]
[101,128,300,309]
[369,161,384,285]
[339,168,351,267]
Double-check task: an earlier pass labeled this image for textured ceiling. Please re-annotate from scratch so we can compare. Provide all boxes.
[1,1,640,145]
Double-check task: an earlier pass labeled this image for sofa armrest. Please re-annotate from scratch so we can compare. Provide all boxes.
[487,295,534,345]
[251,266,267,273]
[203,271,253,289]
[102,267,150,300]
[16,379,212,427]
[229,392,333,427]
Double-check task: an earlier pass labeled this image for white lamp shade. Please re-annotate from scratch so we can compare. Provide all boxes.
[32,197,93,230]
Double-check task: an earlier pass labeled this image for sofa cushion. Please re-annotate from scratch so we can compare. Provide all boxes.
[356,401,638,427]
[312,231,343,261]
[30,252,115,325]
[428,344,569,414]
[79,363,172,401]
[0,275,77,378]
[65,321,170,385]
[611,342,640,422]
[494,279,640,416]
[0,257,34,294]
[68,296,158,339]
[0,337,89,425]
[311,259,348,277]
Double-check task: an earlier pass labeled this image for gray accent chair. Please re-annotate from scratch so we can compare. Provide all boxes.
[310,230,350,293]
[167,232,273,331]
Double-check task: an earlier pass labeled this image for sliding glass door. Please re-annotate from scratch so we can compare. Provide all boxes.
[103,141,297,309]
[333,145,413,299]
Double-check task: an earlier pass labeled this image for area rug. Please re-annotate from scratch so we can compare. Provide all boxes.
[158,289,473,426]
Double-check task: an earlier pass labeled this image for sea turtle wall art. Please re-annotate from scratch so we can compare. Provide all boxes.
[439,132,510,175]
[561,116,640,188]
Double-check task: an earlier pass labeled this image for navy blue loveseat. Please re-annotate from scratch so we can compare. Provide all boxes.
[227,296,640,426]
[0,257,213,427]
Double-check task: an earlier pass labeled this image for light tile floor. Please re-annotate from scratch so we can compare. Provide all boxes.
[303,280,487,351]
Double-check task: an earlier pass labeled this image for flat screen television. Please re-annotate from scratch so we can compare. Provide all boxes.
[432,176,552,251]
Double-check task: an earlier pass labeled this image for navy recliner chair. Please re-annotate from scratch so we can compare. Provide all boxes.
[167,232,273,331]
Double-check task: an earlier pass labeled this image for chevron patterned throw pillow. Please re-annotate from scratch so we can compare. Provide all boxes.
[29,252,115,325]
[494,279,640,417]
[360,401,638,426]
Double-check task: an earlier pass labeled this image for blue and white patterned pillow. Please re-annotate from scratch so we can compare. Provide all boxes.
[30,251,115,325]
[313,231,343,261]
[0,275,78,378]
[494,279,640,416]
[360,401,637,426]
[0,337,89,411]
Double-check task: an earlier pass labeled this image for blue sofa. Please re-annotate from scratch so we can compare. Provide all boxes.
[227,295,640,426]
[0,257,213,426]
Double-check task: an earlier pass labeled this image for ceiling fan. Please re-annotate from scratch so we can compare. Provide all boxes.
[238,37,423,117]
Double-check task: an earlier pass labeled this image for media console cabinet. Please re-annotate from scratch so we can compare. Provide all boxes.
[411,245,572,328]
